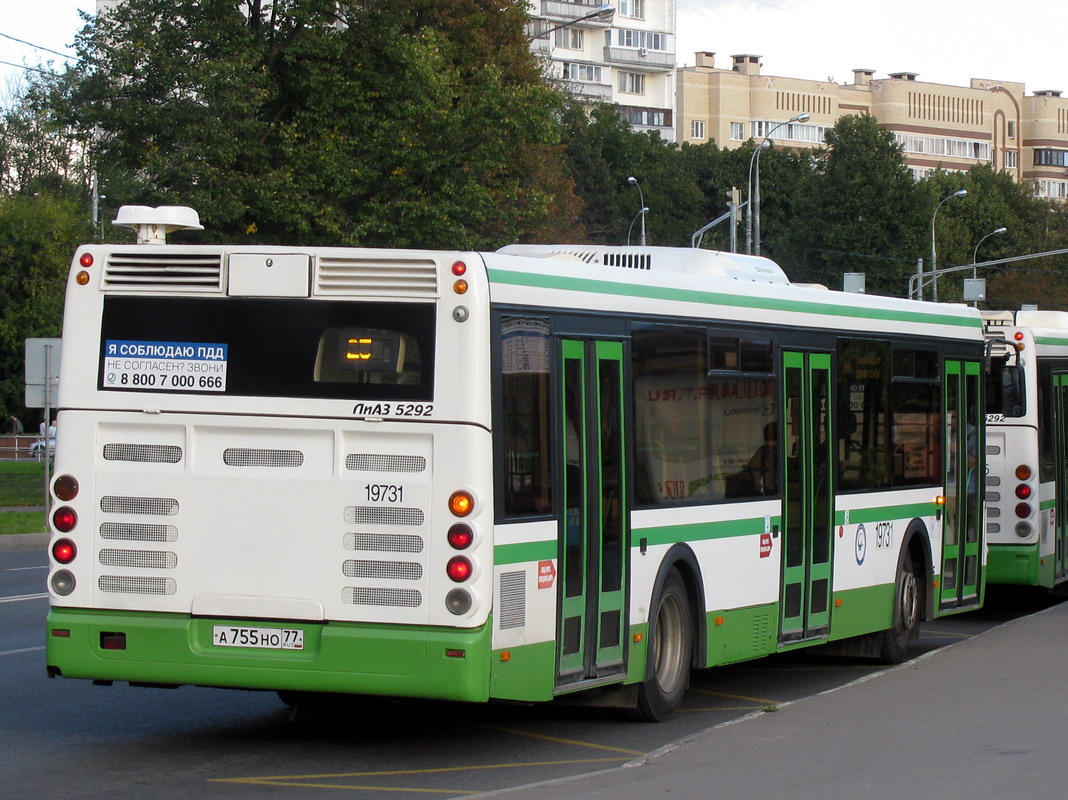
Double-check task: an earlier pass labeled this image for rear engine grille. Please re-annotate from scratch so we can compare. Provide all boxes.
[103,443,183,463]
[344,533,423,553]
[342,560,422,580]
[342,587,422,607]
[316,256,439,298]
[223,448,304,468]
[100,549,178,569]
[344,506,424,526]
[101,496,179,515]
[98,575,177,595]
[498,571,526,630]
[104,252,223,292]
[346,454,427,473]
[100,522,178,543]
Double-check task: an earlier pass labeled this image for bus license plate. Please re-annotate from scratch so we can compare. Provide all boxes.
[212,625,304,650]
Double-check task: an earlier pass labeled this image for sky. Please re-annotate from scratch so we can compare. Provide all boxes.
[1,0,1068,94]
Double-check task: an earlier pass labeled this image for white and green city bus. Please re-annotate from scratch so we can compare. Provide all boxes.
[983,309,1068,589]
[45,206,986,721]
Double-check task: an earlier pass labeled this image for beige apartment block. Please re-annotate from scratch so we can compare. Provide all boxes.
[678,52,1068,200]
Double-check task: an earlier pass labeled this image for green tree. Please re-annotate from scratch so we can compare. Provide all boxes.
[45,0,581,248]
[782,114,923,295]
[0,194,90,422]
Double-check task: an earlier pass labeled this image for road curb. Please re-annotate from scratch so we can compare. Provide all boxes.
[0,532,49,551]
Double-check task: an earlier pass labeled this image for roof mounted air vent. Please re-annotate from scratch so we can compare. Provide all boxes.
[112,205,203,245]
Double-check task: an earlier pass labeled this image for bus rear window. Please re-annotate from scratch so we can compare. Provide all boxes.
[99,296,435,401]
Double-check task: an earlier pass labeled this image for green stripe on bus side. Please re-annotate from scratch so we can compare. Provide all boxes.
[1040,498,1056,511]
[835,501,939,525]
[487,269,981,329]
[1033,336,1068,346]
[495,539,556,565]
[637,515,778,546]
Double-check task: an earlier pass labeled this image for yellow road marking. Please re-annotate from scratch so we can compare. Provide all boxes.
[212,758,628,791]
[681,705,768,713]
[688,688,779,705]
[470,723,643,756]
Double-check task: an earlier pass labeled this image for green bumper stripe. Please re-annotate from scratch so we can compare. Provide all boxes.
[47,608,492,702]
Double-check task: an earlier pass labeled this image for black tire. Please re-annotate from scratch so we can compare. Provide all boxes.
[632,569,693,722]
[879,550,923,664]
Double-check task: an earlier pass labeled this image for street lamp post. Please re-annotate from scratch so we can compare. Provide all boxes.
[968,225,1006,307]
[929,188,967,302]
[746,112,809,255]
[972,226,1007,275]
[528,3,615,40]
[627,176,647,245]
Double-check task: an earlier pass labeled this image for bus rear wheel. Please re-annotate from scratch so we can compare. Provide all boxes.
[632,570,692,722]
[879,551,922,664]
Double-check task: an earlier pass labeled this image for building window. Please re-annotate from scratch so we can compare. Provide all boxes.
[1035,180,1068,199]
[691,120,706,140]
[619,106,668,127]
[750,119,830,144]
[563,63,602,83]
[1007,120,1016,139]
[619,0,645,18]
[1034,148,1068,167]
[894,132,991,162]
[618,71,645,95]
[1004,150,1018,169]
[616,29,666,51]
[730,122,745,141]
[555,28,583,50]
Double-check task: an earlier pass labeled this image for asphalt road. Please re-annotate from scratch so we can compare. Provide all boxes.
[0,548,1052,800]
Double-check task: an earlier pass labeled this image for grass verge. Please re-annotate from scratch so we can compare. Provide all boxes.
[0,511,46,535]
[0,460,48,508]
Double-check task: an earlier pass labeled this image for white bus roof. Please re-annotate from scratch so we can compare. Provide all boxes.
[496,244,790,284]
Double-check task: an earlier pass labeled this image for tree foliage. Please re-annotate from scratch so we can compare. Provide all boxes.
[48,0,582,248]
[0,194,90,422]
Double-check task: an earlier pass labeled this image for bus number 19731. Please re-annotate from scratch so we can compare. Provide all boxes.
[365,484,403,503]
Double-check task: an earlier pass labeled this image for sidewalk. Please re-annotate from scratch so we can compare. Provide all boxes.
[480,601,1068,799]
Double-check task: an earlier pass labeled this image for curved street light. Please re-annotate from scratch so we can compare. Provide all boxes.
[973,226,1007,266]
[746,112,810,255]
[627,176,647,246]
[529,3,615,40]
[929,188,967,301]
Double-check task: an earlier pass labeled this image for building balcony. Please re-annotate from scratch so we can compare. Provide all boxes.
[564,81,613,102]
[603,46,675,71]
[541,0,614,25]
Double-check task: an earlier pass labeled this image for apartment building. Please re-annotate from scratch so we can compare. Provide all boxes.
[678,52,1068,200]
[528,0,677,142]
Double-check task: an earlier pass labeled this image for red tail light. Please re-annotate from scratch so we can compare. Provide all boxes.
[52,538,77,564]
[447,556,473,582]
[54,474,79,502]
[447,523,474,550]
[52,507,78,533]
[1015,484,1032,500]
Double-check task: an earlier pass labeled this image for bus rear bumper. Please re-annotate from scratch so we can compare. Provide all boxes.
[986,543,1047,587]
[46,607,492,702]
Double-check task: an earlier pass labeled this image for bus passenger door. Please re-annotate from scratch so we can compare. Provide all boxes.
[940,360,983,608]
[1051,373,1068,580]
[556,339,628,687]
[779,351,834,643]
